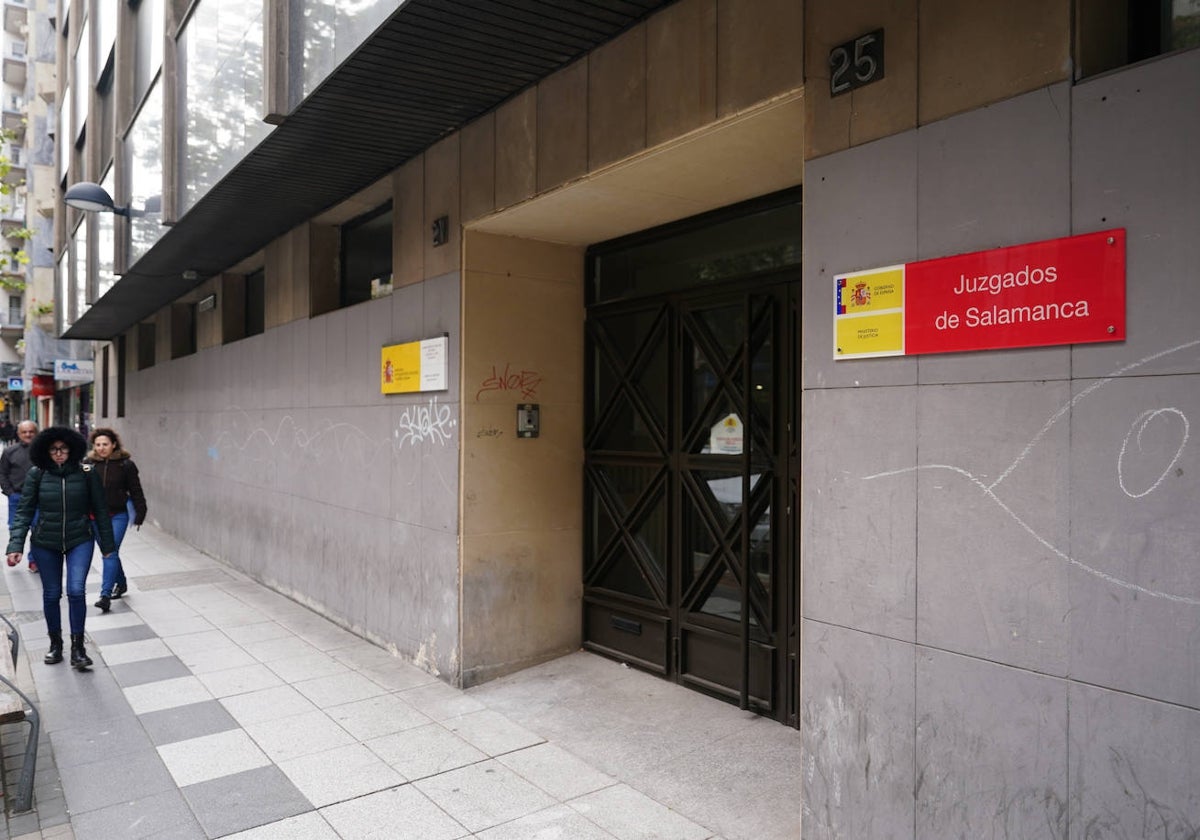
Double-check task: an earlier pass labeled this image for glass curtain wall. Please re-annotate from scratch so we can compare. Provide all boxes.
[177,0,271,215]
[288,0,401,108]
[127,81,163,262]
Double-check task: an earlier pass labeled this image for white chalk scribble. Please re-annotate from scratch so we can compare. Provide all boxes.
[864,339,1200,606]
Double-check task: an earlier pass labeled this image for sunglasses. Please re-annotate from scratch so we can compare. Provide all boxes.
[49,446,70,454]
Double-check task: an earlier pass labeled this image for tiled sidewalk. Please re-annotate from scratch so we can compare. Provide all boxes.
[0,523,800,839]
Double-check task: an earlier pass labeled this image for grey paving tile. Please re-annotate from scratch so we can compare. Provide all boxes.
[48,714,153,769]
[244,710,355,763]
[325,693,432,741]
[293,671,388,708]
[221,621,295,646]
[399,681,486,721]
[140,705,246,760]
[220,685,319,727]
[182,765,312,838]
[109,656,193,688]
[242,635,320,663]
[569,784,712,840]
[140,614,216,637]
[7,811,40,835]
[68,788,204,840]
[158,729,272,787]
[96,637,173,665]
[442,710,544,757]
[474,804,620,839]
[278,743,404,808]
[195,663,284,699]
[366,722,487,781]
[413,760,557,833]
[263,651,350,683]
[88,624,158,646]
[496,743,617,801]
[356,663,438,692]
[222,811,339,839]
[319,785,469,840]
[85,610,147,629]
[123,675,212,714]
[57,748,175,814]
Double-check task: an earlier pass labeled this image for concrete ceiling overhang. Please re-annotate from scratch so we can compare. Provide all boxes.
[64,0,675,340]
[466,91,804,248]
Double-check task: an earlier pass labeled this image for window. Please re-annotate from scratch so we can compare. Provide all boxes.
[177,0,271,214]
[127,79,164,263]
[340,202,393,308]
[131,0,163,108]
[136,322,155,369]
[72,220,88,321]
[7,294,20,327]
[117,335,127,416]
[1077,0,1200,78]
[171,303,196,358]
[97,167,117,298]
[245,267,264,337]
[101,345,110,417]
[73,20,90,143]
[97,67,115,175]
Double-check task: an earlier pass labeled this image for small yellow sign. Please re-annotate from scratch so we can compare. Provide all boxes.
[381,336,449,394]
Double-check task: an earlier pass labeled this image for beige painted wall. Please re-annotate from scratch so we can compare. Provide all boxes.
[460,232,585,686]
[804,0,1071,159]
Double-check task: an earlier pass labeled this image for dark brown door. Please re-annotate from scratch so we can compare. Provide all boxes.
[583,277,798,724]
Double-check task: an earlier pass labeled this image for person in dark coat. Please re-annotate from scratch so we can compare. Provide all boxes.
[5,427,116,669]
[0,420,39,572]
[85,428,148,612]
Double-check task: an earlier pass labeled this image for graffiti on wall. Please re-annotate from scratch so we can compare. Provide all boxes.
[475,363,543,401]
[395,397,457,448]
[862,339,1200,606]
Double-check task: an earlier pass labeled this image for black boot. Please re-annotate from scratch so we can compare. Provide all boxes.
[70,634,92,670]
[44,633,63,665]
[95,595,111,613]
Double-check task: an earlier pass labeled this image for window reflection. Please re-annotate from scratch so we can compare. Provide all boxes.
[128,79,164,263]
[133,0,164,106]
[57,96,69,177]
[178,0,272,214]
[96,0,117,75]
[74,21,90,142]
[56,253,69,334]
[289,0,402,107]
[73,222,88,324]
[97,168,117,298]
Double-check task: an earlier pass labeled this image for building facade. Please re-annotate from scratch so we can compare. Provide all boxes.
[55,0,1200,835]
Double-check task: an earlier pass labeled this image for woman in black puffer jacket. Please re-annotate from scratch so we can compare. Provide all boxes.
[5,427,116,669]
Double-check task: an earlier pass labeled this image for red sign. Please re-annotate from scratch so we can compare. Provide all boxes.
[905,229,1125,355]
[31,375,55,397]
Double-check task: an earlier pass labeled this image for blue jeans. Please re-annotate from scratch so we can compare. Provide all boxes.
[33,541,94,635]
[97,512,129,597]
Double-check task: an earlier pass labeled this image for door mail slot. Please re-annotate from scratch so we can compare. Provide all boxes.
[611,615,642,635]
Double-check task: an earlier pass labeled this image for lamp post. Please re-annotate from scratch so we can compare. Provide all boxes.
[63,182,130,217]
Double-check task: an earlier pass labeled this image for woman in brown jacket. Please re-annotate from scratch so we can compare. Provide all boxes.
[85,428,148,613]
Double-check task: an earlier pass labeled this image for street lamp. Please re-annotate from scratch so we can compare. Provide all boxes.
[63,182,130,217]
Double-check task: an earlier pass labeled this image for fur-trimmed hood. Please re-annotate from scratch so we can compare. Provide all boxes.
[86,446,132,462]
[29,427,88,470]
[87,427,133,462]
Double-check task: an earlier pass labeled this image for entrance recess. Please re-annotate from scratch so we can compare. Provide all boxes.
[582,196,800,725]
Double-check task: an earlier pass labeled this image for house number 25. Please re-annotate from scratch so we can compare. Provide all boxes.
[830,29,885,97]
